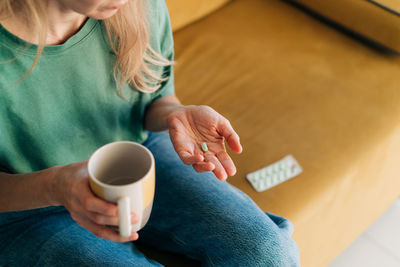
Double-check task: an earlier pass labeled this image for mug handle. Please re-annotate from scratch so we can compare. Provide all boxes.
[118,196,132,238]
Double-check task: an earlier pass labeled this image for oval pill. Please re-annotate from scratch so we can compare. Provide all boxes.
[201,142,208,152]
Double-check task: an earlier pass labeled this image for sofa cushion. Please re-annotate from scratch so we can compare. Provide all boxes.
[164,0,231,31]
[172,0,400,266]
[291,0,400,52]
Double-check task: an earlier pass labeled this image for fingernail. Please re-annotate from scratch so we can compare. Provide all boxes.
[220,174,228,181]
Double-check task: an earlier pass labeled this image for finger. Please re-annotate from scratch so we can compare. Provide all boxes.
[170,135,204,165]
[179,151,204,165]
[204,153,228,181]
[216,151,237,176]
[76,214,139,242]
[78,179,118,216]
[82,196,118,217]
[192,162,215,173]
[87,211,139,226]
[218,120,243,154]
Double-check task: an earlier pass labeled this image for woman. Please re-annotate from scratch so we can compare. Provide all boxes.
[0,0,299,266]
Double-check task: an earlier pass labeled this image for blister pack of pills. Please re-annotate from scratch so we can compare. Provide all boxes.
[246,155,302,192]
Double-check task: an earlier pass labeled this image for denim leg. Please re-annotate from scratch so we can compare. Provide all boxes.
[0,207,162,267]
[140,132,300,267]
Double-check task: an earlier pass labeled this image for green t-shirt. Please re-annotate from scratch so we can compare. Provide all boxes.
[0,1,174,174]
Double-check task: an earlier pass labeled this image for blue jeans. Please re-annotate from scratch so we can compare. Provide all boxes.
[0,132,299,266]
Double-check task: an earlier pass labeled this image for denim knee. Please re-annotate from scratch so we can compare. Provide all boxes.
[228,224,300,267]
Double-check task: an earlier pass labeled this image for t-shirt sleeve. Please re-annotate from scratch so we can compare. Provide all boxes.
[148,0,175,102]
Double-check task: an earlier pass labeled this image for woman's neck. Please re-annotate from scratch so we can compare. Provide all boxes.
[1,1,87,45]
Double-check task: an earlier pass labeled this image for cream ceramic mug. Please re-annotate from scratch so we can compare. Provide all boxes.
[88,141,155,238]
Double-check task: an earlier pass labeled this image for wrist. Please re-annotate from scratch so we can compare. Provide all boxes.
[145,95,184,132]
[167,104,186,118]
[45,165,63,206]
[167,104,188,128]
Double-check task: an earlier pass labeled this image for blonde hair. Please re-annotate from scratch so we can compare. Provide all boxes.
[0,0,172,94]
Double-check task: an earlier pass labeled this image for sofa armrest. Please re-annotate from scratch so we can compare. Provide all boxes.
[290,0,400,52]
[165,0,231,32]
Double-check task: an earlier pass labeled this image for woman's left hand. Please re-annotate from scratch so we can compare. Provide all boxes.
[167,105,243,180]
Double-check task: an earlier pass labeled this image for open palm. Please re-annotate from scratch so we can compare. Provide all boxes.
[167,105,242,180]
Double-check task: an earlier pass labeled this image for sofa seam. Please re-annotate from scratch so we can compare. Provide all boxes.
[364,0,400,17]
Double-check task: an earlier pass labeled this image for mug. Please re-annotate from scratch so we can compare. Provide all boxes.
[88,141,155,238]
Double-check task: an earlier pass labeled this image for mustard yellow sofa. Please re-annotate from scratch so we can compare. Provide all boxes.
[137,1,400,266]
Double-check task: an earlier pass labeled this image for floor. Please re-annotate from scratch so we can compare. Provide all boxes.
[329,198,400,267]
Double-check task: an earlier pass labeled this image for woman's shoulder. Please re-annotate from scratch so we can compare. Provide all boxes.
[147,0,173,54]
[147,0,169,13]
[147,0,171,29]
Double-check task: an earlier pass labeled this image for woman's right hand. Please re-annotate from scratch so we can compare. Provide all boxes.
[51,161,139,242]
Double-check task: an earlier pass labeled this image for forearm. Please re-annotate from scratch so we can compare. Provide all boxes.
[144,95,184,132]
[0,167,59,212]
